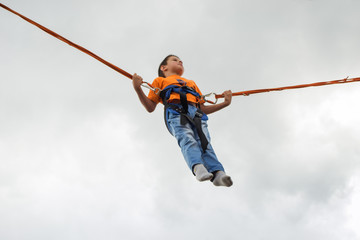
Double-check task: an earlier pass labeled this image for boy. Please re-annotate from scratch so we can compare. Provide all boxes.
[132,55,233,187]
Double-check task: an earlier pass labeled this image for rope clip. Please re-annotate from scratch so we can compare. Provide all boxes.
[202,92,218,104]
[141,82,161,95]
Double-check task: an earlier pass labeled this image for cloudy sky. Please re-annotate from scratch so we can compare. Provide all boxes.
[1,0,360,239]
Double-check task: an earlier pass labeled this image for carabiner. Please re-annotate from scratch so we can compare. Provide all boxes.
[201,92,218,104]
[141,82,161,95]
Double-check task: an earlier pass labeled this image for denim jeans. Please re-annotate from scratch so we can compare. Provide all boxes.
[167,104,225,174]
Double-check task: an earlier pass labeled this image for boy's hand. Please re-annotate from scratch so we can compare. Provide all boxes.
[132,73,143,90]
[223,90,232,106]
[200,90,232,115]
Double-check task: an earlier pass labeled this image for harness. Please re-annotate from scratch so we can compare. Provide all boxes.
[159,84,209,152]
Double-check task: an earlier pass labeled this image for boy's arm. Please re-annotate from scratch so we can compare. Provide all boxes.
[132,73,157,113]
[200,90,232,115]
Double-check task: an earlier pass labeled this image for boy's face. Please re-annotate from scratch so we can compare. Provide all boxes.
[162,56,184,76]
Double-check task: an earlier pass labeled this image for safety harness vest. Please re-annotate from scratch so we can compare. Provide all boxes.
[159,84,209,152]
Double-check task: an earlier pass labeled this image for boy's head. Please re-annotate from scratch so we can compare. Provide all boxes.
[158,55,184,77]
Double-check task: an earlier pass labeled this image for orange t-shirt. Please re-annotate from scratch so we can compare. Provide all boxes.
[147,75,204,104]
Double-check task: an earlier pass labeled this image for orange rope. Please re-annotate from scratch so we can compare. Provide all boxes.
[0,3,133,79]
[214,77,360,99]
[2,3,359,104]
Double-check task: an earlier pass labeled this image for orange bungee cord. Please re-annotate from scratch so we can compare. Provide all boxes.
[0,3,132,79]
[1,3,359,105]
[202,76,360,104]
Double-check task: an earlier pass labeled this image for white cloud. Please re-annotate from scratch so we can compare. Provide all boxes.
[1,0,360,239]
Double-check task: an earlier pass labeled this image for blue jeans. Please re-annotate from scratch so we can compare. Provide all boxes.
[167,105,225,174]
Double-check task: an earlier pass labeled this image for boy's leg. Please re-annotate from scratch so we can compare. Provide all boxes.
[197,120,233,187]
[167,112,205,173]
[197,121,225,173]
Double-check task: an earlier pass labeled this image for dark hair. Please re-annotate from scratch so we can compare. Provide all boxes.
[158,54,178,77]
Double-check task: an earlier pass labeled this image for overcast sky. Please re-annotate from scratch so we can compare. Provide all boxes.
[1,0,360,239]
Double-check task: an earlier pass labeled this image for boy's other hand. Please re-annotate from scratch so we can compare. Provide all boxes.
[223,90,232,106]
[132,73,143,90]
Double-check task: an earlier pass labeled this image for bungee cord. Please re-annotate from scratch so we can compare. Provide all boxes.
[0,3,133,79]
[1,3,359,105]
[203,76,360,104]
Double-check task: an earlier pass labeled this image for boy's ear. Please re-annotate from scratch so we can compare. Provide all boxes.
[160,65,167,72]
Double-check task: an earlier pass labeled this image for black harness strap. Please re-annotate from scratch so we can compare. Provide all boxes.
[160,85,209,152]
